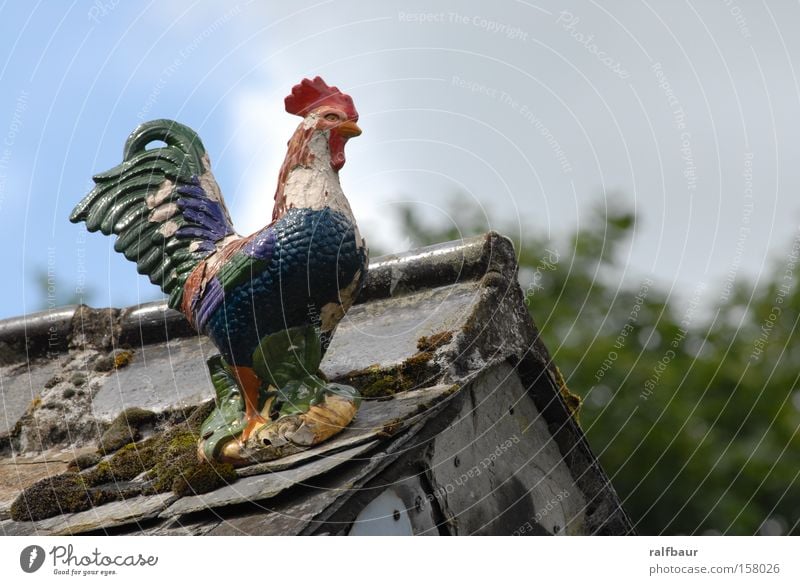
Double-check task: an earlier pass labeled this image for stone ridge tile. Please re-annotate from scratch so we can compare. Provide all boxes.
[91,336,217,421]
[238,384,458,477]
[1,493,176,536]
[0,360,63,435]
[321,282,478,379]
[161,441,380,518]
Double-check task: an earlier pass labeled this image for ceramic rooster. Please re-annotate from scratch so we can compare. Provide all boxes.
[70,77,368,465]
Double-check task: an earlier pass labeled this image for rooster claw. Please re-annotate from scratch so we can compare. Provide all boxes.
[256,415,314,447]
[244,392,359,461]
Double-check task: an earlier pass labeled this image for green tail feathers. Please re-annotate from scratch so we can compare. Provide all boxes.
[70,119,229,310]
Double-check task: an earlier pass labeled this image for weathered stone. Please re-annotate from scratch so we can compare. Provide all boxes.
[69,306,121,351]
[0,518,39,535]
[0,447,96,506]
[91,336,217,421]
[162,441,379,517]
[34,493,176,536]
[208,416,436,536]
[322,282,474,379]
[238,384,457,477]
[427,363,586,535]
[206,466,359,535]
[0,497,13,520]
[0,359,63,436]
[348,476,438,535]
[13,363,102,452]
[0,234,633,534]
[0,306,76,362]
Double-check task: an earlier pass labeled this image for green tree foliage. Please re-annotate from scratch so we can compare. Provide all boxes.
[32,268,94,310]
[396,198,800,535]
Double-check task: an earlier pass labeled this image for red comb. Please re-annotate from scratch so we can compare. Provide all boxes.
[285,76,358,120]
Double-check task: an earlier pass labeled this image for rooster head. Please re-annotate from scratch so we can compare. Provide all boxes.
[285,76,361,171]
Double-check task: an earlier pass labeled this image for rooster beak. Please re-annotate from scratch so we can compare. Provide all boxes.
[336,120,362,138]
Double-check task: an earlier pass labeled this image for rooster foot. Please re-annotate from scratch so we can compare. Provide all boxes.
[201,326,361,465]
[197,355,272,466]
[241,378,360,461]
[252,390,359,455]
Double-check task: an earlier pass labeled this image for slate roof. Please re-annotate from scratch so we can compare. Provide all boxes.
[0,233,633,535]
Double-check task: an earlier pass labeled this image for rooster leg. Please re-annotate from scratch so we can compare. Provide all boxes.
[231,365,267,444]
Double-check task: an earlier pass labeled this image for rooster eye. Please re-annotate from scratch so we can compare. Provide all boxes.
[324,113,340,122]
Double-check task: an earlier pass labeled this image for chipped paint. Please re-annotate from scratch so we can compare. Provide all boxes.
[148,202,179,223]
[281,131,356,222]
[145,179,175,209]
[157,220,180,238]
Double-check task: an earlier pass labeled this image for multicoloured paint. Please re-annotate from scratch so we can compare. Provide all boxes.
[70,77,367,465]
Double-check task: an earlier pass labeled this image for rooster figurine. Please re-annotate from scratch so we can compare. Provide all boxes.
[70,77,367,465]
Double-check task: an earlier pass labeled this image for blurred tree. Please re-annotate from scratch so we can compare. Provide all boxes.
[32,268,95,310]
[396,198,800,535]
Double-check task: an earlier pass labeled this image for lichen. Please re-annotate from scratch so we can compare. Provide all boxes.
[553,365,582,420]
[378,420,403,438]
[341,350,439,398]
[44,375,62,389]
[69,372,87,387]
[416,331,453,352]
[401,351,434,380]
[93,349,134,373]
[113,350,134,369]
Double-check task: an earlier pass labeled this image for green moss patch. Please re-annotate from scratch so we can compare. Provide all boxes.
[171,460,237,497]
[341,352,439,398]
[10,473,110,522]
[97,407,158,454]
[553,365,582,420]
[68,452,102,471]
[11,401,237,522]
[416,331,453,352]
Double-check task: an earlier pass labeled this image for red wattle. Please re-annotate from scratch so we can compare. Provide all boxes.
[329,132,346,171]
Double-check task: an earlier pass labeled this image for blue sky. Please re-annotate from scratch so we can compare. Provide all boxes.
[2,1,800,318]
